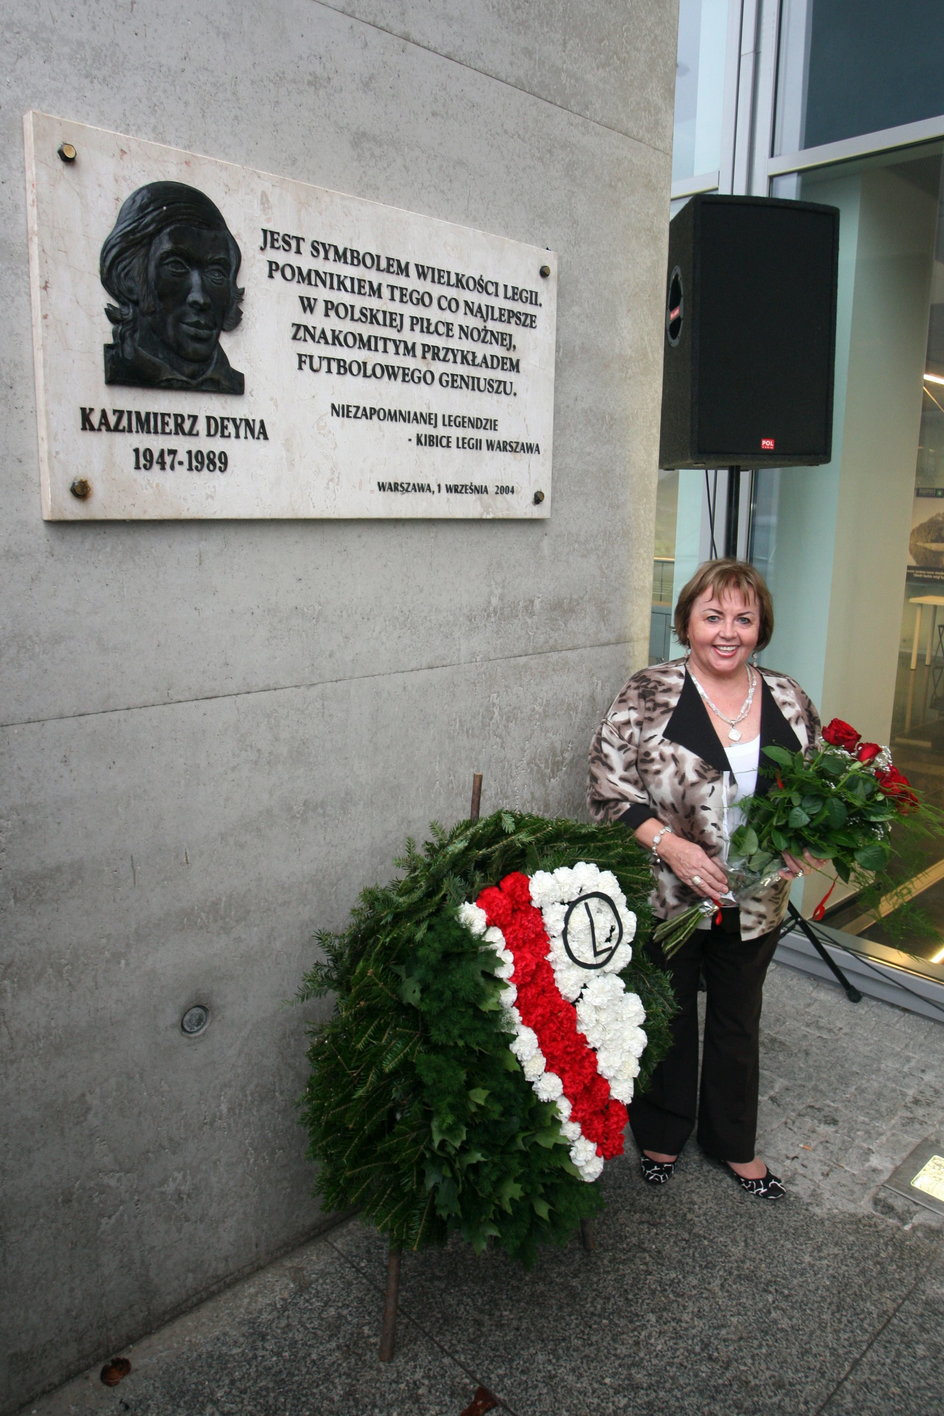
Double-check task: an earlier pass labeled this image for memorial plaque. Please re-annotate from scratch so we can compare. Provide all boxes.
[911,1154,944,1203]
[24,113,557,520]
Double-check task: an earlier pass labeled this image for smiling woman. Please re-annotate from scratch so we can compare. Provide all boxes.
[683,583,761,740]
[588,558,820,1200]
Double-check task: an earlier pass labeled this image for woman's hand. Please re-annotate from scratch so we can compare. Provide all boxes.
[657,833,729,899]
[779,849,827,881]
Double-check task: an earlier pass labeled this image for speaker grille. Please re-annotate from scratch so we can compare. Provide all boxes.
[660,196,839,469]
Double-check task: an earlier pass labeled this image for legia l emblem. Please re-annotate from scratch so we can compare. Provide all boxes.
[458,864,647,1181]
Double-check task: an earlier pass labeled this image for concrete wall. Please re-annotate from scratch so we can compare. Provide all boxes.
[0,2,677,1408]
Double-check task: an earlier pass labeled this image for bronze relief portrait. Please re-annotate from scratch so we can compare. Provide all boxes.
[100,181,245,393]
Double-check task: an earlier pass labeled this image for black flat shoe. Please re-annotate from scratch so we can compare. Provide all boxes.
[640,1155,676,1185]
[731,1166,785,1200]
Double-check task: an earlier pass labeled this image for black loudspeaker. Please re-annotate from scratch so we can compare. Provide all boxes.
[659,194,839,469]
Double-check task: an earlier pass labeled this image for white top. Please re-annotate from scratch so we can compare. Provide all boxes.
[695,737,762,924]
[726,736,760,808]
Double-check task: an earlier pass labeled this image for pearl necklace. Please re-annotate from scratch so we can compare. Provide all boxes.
[688,663,756,741]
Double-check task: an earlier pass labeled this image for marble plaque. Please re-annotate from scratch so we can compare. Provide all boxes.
[24,113,557,520]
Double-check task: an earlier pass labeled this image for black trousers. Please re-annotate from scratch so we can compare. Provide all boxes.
[629,909,781,1164]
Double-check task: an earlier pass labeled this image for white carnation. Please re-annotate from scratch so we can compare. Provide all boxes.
[527,870,559,907]
[594,1045,622,1075]
[587,974,621,1005]
[582,1153,605,1181]
[572,861,603,893]
[541,902,568,938]
[458,901,487,936]
[570,1136,604,1181]
[622,993,646,1028]
[552,866,577,898]
[609,943,634,972]
[534,1070,564,1101]
[570,1136,598,1166]
[623,1024,647,1059]
[510,1025,539,1062]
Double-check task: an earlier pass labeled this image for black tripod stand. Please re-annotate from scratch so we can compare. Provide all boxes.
[784,902,862,1003]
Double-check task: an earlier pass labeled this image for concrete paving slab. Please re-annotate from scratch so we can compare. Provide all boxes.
[818,1261,944,1415]
[330,1153,941,1416]
[16,1239,480,1416]
[16,963,944,1416]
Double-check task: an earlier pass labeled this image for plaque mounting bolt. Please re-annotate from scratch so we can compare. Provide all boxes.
[181,1005,210,1036]
[539,265,551,278]
[57,143,77,163]
[533,490,545,504]
[70,478,91,500]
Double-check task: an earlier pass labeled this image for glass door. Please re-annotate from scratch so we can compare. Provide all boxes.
[760,145,944,973]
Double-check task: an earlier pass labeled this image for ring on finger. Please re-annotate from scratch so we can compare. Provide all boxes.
[692,874,702,886]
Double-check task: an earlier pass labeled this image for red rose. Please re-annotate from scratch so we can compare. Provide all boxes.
[856,741,881,764]
[822,718,861,751]
[875,766,919,812]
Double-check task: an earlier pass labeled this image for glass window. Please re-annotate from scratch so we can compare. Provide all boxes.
[673,0,730,184]
[776,0,944,155]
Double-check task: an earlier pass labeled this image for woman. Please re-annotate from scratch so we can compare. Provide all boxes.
[588,559,819,1200]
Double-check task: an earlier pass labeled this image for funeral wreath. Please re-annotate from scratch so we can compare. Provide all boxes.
[299,811,675,1264]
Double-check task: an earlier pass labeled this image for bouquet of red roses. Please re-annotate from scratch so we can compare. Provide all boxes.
[654,717,932,957]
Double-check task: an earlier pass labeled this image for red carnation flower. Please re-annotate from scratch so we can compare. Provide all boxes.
[500,871,533,908]
[599,1101,628,1155]
[523,991,554,1022]
[822,718,860,751]
[584,1072,612,1111]
[477,885,513,928]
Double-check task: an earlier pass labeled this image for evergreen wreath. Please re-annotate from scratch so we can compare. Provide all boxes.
[298,811,675,1265]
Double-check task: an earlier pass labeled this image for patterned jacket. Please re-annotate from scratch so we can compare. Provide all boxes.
[588,659,820,939]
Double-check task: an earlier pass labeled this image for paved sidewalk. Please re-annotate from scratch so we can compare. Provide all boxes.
[18,962,944,1416]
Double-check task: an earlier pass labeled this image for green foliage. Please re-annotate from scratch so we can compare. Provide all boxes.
[298,811,673,1264]
[731,742,900,879]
